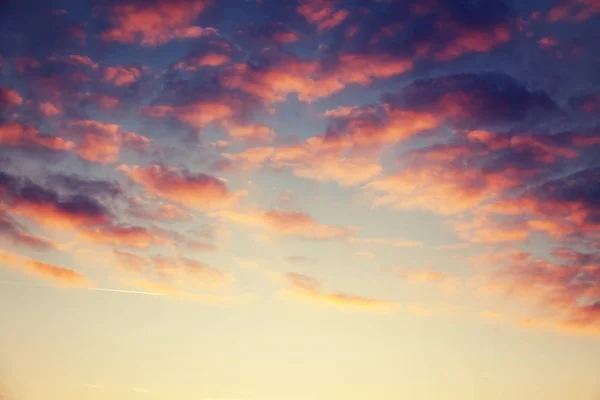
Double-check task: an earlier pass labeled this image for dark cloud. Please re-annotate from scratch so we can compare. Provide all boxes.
[0,171,111,225]
[569,91,600,113]
[326,0,516,62]
[46,173,122,198]
[535,167,600,212]
[237,21,301,45]
[384,72,559,128]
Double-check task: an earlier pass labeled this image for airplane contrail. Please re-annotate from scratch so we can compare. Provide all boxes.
[0,280,164,296]
[82,287,164,296]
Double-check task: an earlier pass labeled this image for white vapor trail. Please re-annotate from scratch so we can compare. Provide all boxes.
[0,280,163,297]
[82,287,164,296]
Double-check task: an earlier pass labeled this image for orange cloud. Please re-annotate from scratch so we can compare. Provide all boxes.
[234,106,439,186]
[211,208,352,240]
[290,153,383,186]
[481,310,600,337]
[264,110,439,186]
[142,100,236,130]
[393,267,462,293]
[0,214,57,251]
[482,170,600,241]
[476,250,600,330]
[26,260,91,287]
[102,66,142,86]
[100,0,213,46]
[527,219,572,238]
[113,249,150,272]
[332,108,441,147]
[221,122,277,143]
[452,211,532,245]
[282,272,397,311]
[0,122,74,151]
[263,210,352,239]
[222,53,412,103]
[121,164,235,211]
[463,224,530,244]
[0,249,90,287]
[351,236,423,248]
[81,224,169,249]
[366,164,515,215]
[69,120,151,163]
[9,199,109,229]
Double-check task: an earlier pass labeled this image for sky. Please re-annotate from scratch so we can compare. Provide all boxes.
[0,0,600,399]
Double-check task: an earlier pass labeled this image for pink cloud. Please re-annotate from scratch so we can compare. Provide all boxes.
[100,0,214,46]
[221,54,412,103]
[547,0,600,22]
[175,52,230,70]
[102,66,142,86]
[433,25,511,61]
[69,120,151,163]
[70,120,122,163]
[538,37,559,49]
[39,102,63,117]
[0,122,74,151]
[221,122,277,143]
[82,93,120,109]
[297,0,349,32]
[121,164,235,211]
[273,30,301,43]
[142,100,236,130]
[0,87,23,109]
[66,55,99,70]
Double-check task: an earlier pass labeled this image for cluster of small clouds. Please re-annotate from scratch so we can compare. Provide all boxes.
[0,0,599,334]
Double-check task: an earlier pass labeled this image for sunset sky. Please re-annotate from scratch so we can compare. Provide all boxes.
[1,0,600,399]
